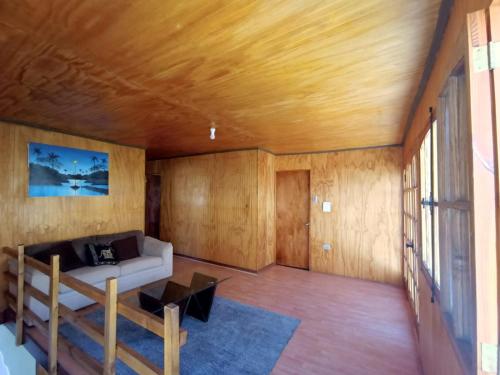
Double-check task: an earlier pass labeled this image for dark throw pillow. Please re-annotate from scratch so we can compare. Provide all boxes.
[33,241,85,272]
[111,236,140,261]
[85,244,119,266]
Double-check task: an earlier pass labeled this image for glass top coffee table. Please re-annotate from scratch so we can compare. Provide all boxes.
[137,272,229,325]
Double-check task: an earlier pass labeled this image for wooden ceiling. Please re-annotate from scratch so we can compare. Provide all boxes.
[0,0,440,159]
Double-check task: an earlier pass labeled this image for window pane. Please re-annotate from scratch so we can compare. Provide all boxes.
[420,130,432,274]
[403,156,419,322]
[432,121,440,286]
[436,68,474,364]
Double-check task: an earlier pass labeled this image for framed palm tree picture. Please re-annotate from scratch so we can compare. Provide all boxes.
[28,142,109,197]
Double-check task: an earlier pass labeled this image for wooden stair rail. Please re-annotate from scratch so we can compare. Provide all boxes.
[164,304,180,375]
[104,277,117,375]
[3,245,182,375]
[15,244,24,346]
[5,272,162,375]
[5,293,103,375]
[48,255,59,375]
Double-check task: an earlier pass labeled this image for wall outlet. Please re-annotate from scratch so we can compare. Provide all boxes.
[322,243,332,251]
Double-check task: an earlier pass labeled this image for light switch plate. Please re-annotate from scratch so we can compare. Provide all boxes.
[322,201,332,213]
[322,243,332,251]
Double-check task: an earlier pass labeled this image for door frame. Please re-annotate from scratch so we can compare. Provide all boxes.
[466,6,498,373]
[145,173,162,238]
[275,169,311,270]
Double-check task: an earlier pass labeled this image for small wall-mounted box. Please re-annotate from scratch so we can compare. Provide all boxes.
[322,243,332,251]
[322,201,332,213]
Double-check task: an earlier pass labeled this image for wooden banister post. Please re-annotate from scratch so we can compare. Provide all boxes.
[15,244,24,346]
[163,304,180,375]
[48,254,60,375]
[104,277,118,375]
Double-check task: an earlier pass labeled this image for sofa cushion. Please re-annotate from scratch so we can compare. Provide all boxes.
[95,230,144,254]
[33,241,85,272]
[112,236,140,261]
[85,244,119,266]
[119,256,162,276]
[25,267,70,294]
[71,235,96,262]
[25,231,144,263]
[26,240,67,257]
[65,265,120,287]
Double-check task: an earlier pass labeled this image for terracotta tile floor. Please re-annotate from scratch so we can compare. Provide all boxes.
[173,256,421,375]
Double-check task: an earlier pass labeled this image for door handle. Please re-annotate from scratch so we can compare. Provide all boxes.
[305,223,310,227]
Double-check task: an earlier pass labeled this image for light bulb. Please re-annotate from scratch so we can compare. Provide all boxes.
[210,127,216,140]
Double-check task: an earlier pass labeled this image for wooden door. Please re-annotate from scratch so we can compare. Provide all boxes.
[276,170,310,269]
[145,174,161,238]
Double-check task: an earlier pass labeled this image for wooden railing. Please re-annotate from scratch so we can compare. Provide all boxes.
[3,245,183,375]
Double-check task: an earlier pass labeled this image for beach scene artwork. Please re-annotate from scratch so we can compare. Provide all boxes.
[28,142,109,197]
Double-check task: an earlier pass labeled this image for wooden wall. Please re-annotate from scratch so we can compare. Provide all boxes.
[0,121,145,313]
[276,147,403,285]
[154,147,401,282]
[257,150,276,269]
[402,1,493,374]
[150,150,275,271]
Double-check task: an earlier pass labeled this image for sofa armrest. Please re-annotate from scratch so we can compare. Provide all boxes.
[143,236,173,266]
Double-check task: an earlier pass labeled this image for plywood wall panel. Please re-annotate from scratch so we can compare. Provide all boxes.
[309,148,403,285]
[0,121,145,312]
[257,150,276,269]
[276,147,403,285]
[157,150,268,271]
[165,155,215,261]
[275,154,311,171]
[213,151,258,270]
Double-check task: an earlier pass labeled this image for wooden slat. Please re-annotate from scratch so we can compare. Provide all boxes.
[117,297,165,338]
[62,310,161,375]
[163,304,180,375]
[36,364,48,375]
[436,200,470,211]
[7,273,162,375]
[16,244,24,346]
[48,255,59,375]
[6,293,103,375]
[104,278,118,375]
[6,272,48,305]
